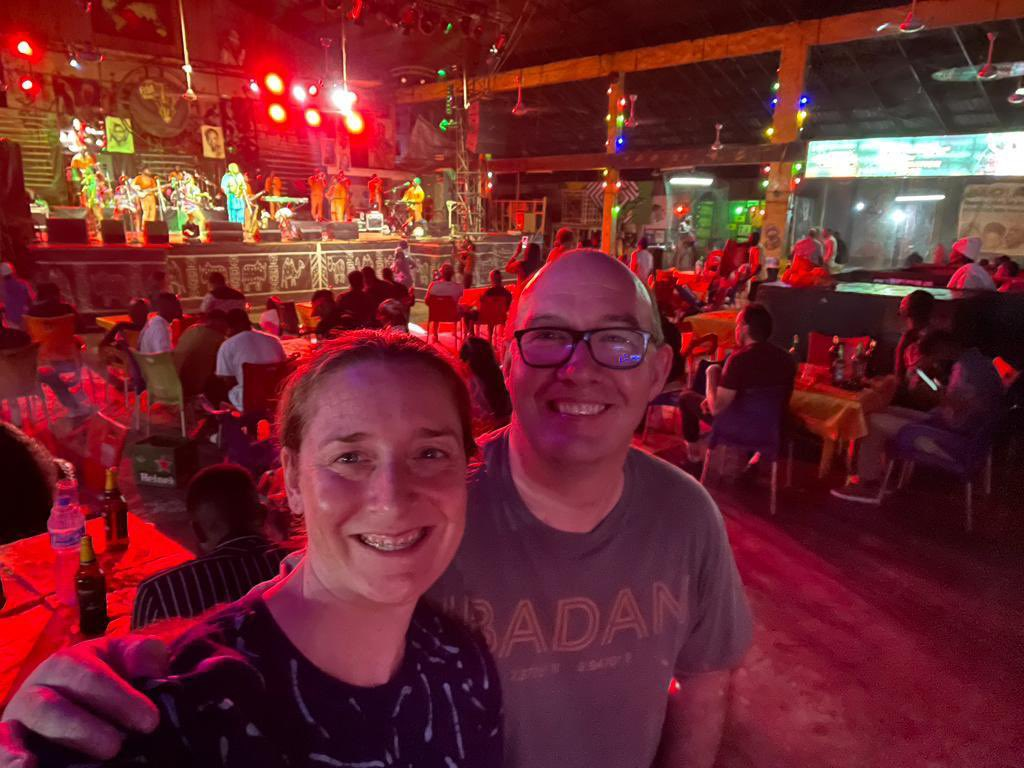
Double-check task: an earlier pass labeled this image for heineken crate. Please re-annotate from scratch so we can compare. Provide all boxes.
[131,436,198,488]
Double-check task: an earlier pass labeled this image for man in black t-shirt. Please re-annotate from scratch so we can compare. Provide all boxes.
[481,269,513,307]
[334,270,376,329]
[679,303,795,462]
[199,272,247,314]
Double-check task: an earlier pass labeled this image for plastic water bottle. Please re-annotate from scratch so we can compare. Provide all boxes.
[49,478,86,607]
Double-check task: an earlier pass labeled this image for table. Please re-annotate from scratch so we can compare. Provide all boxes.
[0,514,193,706]
[789,367,898,477]
[687,309,741,349]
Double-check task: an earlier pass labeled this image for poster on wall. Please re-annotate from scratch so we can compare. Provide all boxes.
[958,183,1024,256]
[104,117,135,154]
[53,77,102,116]
[93,0,175,46]
[201,125,226,159]
[368,116,397,169]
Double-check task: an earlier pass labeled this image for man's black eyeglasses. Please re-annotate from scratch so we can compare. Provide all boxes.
[513,327,653,370]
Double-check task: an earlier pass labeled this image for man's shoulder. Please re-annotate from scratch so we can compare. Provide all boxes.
[626,445,718,524]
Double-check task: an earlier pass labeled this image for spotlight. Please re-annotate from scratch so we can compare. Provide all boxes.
[247,79,260,94]
[344,110,365,134]
[16,40,34,58]
[268,103,287,123]
[854,201,867,212]
[304,108,322,127]
[291,84,308,103]
[308,84,319,96]
[20,77,37,93]
[890,209,907,224]
[330,86,357,114]
[68,50,82,69]
[400,5,418,30]
[264,73,285,95]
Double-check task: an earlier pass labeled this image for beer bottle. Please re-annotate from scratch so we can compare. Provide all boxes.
[75,535,109,636]
[102,467,129,549]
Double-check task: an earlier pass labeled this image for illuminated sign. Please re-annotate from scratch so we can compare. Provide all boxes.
[805,132,1024,179]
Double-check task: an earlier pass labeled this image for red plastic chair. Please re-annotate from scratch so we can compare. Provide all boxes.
[427,298,463,346]
[476,295,509,349]
[806,332,872,367]
[80,412,129,496]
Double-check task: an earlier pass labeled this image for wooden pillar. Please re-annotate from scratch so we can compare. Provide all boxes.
[761,32,808,271]
[601,73,625,256]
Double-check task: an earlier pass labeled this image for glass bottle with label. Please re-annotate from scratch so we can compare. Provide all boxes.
[102,467,129,549]
[76,535,109,637]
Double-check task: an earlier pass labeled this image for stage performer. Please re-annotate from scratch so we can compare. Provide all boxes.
[308,168,327,221]
[69,150,97,206]
[327,171,351,222]
[220,163,247,224]
[402,176,425,222]
[112,175,140,231]
[175,172,207,237]
[367,172,384,210]
[264,170,284,217]
[133,168,160,223]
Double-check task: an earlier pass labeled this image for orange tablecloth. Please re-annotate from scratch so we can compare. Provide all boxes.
[0,514,193,705]
[687,309,741,348]
[95,314,130,331]
[789,368,898,476]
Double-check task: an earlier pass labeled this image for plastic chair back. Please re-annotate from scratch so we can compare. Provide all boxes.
[709,385,791,462]
[428,298,459,324]
[132,351,183,405]
[24,313,79,365]
[279,302,300,336]
[807,332,871,367]
[242,359,295,414]
[0,343,42,400]
[890,410,999,478]
[295,302,315,332]
[478,295,509,327]
[81,412,129,494]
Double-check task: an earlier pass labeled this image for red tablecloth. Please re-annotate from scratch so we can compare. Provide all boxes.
[0,514,193,705]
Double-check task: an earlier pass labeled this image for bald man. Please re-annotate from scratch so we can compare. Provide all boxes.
[2,250,752,768]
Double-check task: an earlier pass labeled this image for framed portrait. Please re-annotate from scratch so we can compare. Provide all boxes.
[201,125,226,159]
[104,116,135,154]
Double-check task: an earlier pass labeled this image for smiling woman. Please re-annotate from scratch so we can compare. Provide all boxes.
[30,331,502,768]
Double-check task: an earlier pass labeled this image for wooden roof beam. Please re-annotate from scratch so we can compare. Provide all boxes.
[396,0,1024,104]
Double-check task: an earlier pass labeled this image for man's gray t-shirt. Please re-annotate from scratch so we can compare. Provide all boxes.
[427,428,753,768]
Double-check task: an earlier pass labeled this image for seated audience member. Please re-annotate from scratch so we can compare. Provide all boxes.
[0,262,35,329]
[100,300,149,348]
[995,260,1021,291]
[26,282,76,319]
[506,241,542,285]
[199,271,247,314]
[746,231,762,275]
[629,237,655,285]
[137,293,182,354]
[334,270,376,329]
[482,269,513,308]
[426,262,464,304]
[181,213,202,242]
[0,423,58,544]
[381,267,414,306]
[894,289,935,383]
[459,336,512,433]
[947,236,996,290]
[678,304,796,463]
[832,330,1003,504]
[259,297,282,336]
[361,265,392,311]
[546,227,575,264]
[309,289,335,325]
[174,310,228,399]
[792,228,824,267]
[131,464,287,629]
[376,298,410,332]
[215,309,287,410]
[391,240,418,287]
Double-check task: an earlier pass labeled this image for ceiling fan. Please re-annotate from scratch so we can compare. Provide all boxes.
[931,31,1024,83]
[876,0,925,35]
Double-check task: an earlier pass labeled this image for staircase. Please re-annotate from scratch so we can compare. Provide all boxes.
[0,107,60,197]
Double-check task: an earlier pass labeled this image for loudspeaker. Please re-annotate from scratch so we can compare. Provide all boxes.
[298,223,325,240]
[48,206,89,219]
[143,220,169,245]
[326,221,359,240]
[100,219,126,245]
[207,220,244,242]
[46,217,90,244]
[258,228,282,243]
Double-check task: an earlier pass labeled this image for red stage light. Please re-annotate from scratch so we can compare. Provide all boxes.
[344,110,364,134]
[264,73,285,95]
[291,84,307,103]
[308,84,319,96]
[248,79,260,94]
[268,103,287,123]
[20,77,35,92]
[16,40,34,57]
[304,108,322,127]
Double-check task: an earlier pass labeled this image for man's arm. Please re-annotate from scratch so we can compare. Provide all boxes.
[655,670,732,768]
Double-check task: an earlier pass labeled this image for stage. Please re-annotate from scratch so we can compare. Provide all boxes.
[26,234,521,315]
